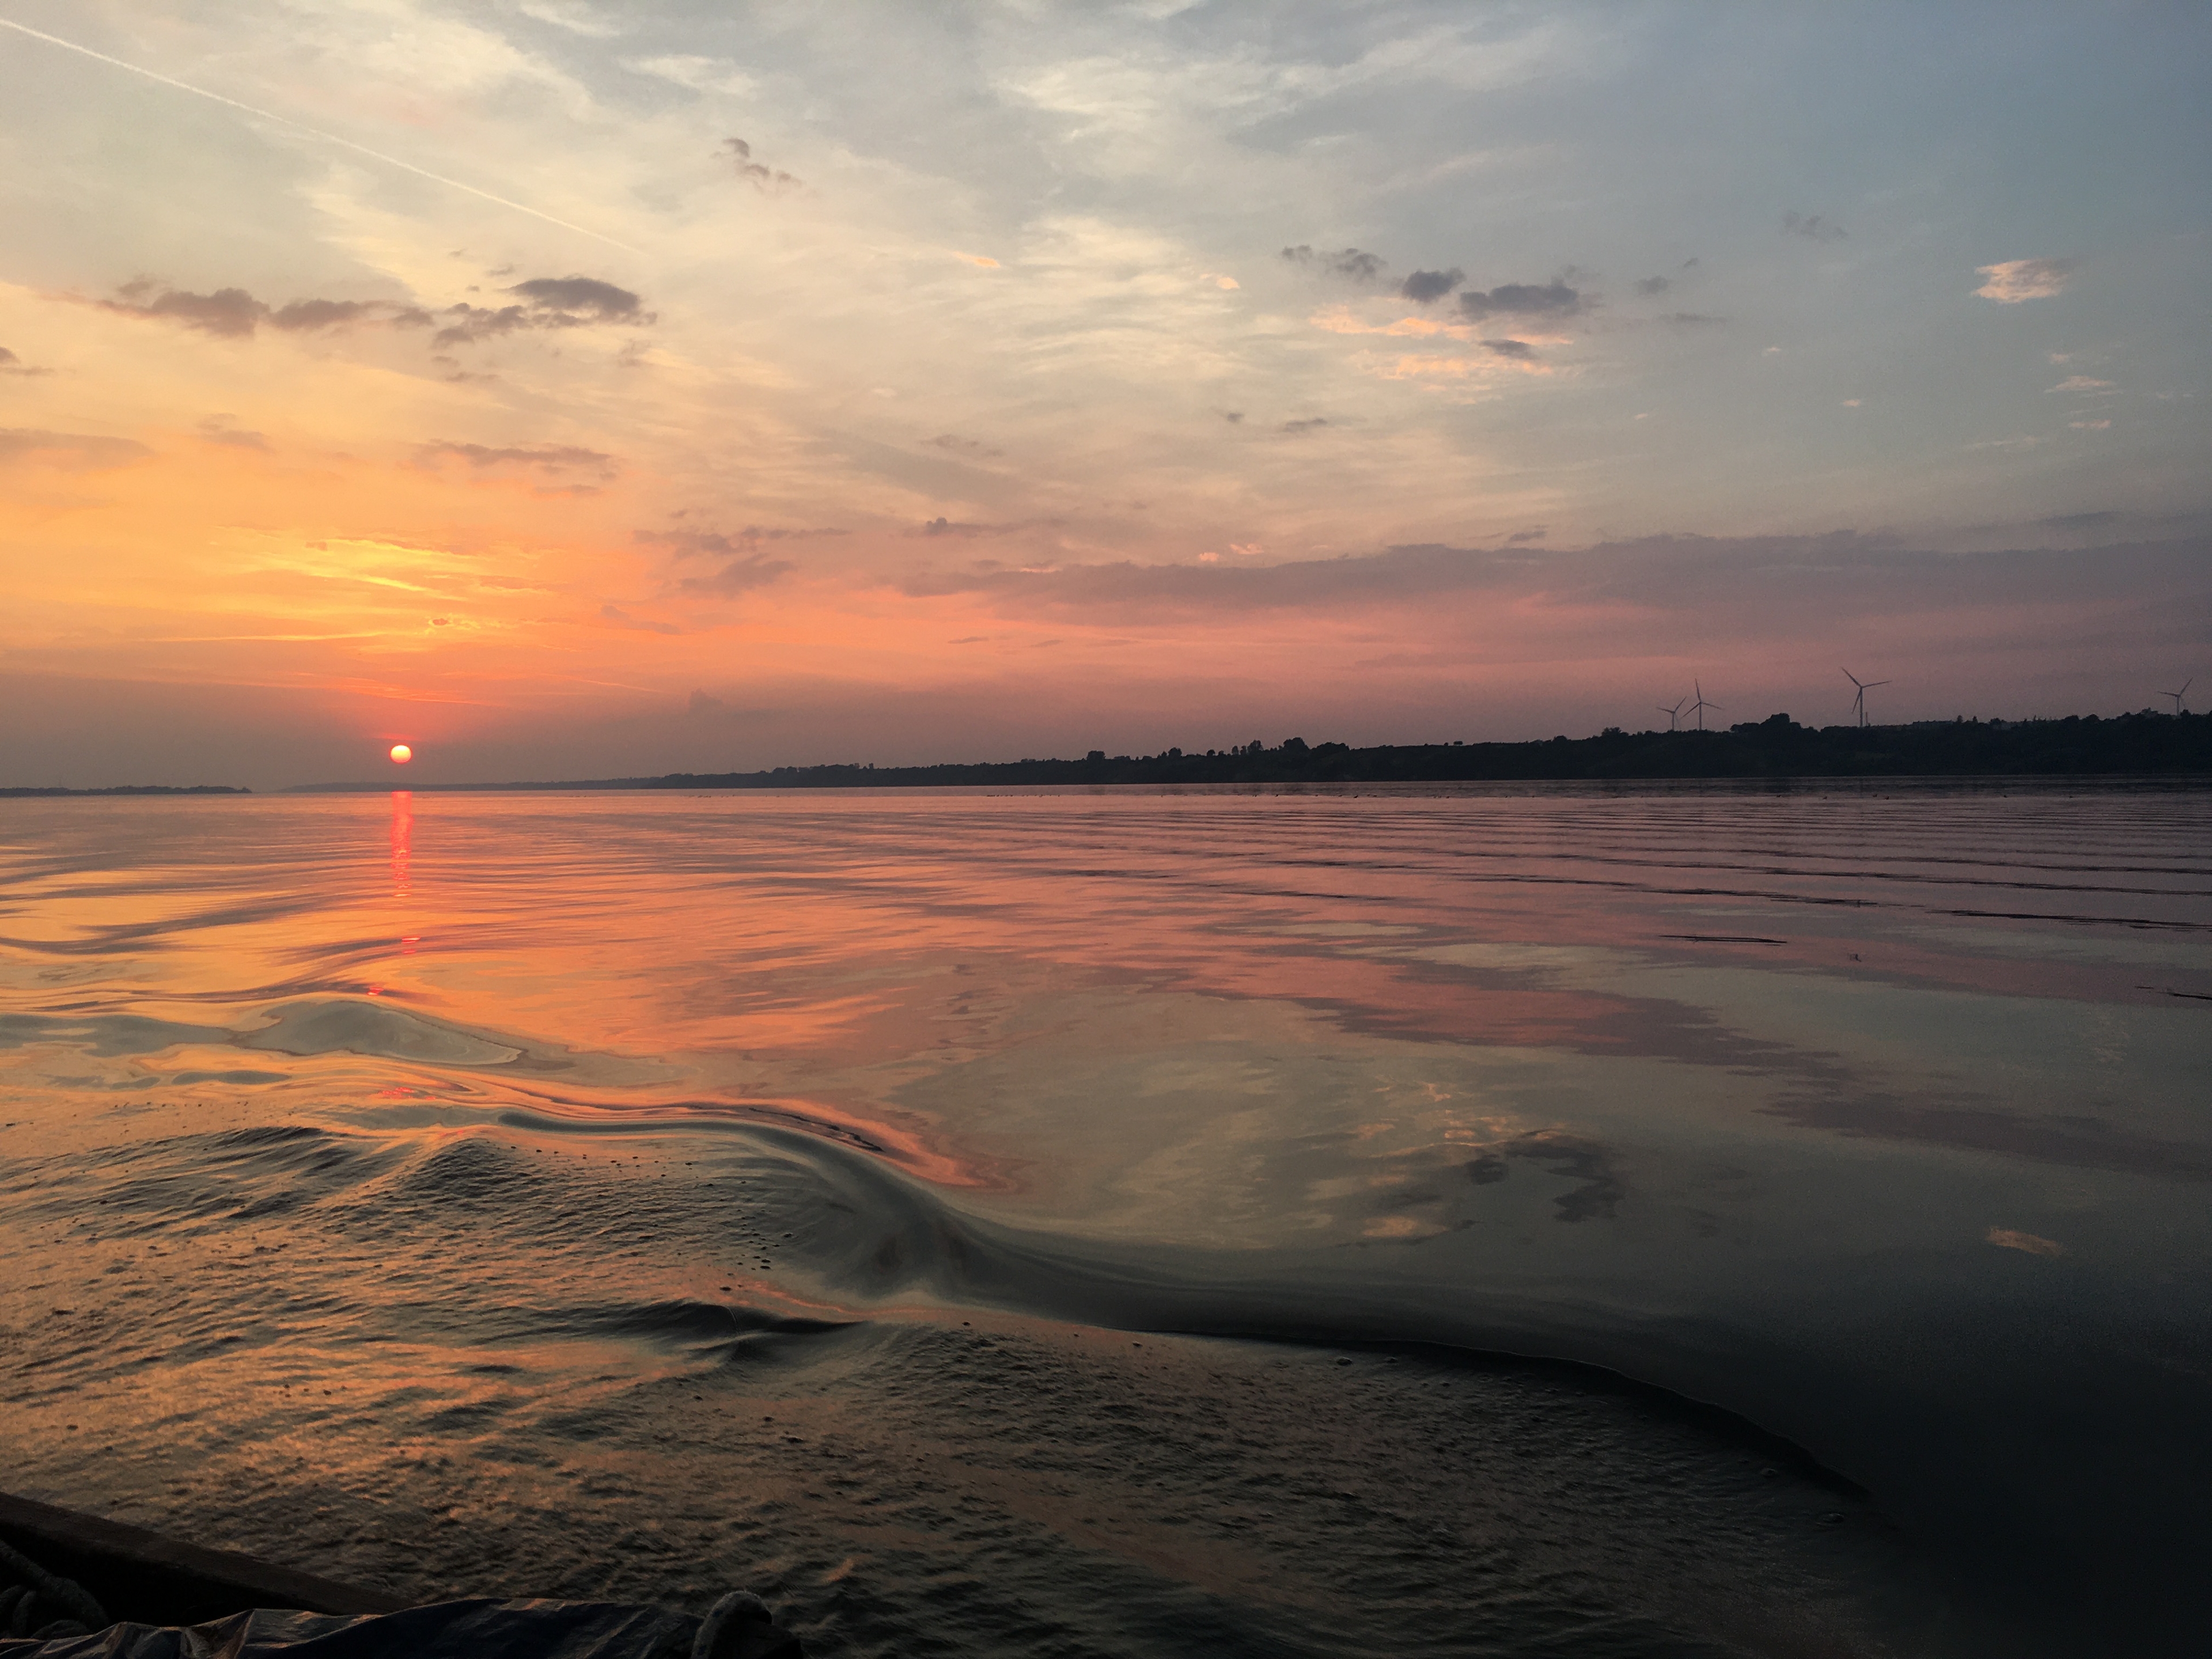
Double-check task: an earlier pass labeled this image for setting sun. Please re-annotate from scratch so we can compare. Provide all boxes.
[388,744,412,764]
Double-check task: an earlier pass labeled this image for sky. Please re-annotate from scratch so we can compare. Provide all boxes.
[1,1,2207,786]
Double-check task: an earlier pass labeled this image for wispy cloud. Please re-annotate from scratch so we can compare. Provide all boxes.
[722,138,801,192]
[677,554,797,594]
[414,441,619,490]
[1975,258,2077,304]
[638,527,846,556]
[0,427,153,469]
[1281,245,1385,282]
[1782,211,1846,242]
[599,602,681,634]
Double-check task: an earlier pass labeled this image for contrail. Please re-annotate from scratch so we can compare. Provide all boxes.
[0,14,640,254]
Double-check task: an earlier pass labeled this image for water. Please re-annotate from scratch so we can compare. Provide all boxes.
[1,784,2206,1656]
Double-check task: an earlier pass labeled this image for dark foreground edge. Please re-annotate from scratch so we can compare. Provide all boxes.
[0,1491,399,1625]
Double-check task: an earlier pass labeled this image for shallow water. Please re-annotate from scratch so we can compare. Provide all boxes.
[1,784,2206,1656]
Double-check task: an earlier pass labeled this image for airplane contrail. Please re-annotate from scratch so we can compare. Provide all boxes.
[0,14,641,254]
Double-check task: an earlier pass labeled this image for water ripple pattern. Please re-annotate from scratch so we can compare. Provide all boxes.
[1,784,2206,1657]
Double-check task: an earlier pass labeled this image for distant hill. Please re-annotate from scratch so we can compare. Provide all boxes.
[287,710,2211,793]
[0,785,252,798]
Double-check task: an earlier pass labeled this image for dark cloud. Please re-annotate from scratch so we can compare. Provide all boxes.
[1481,339,1535,359]
[104,282,265,337]
[0,427,152,469]
[1783,211,1846,243]
[677,554,797,594]
[415,441,619,487]
[688,690,725,715]
[722,138,802,192]
[912,516,1014,538]
[637,526,846,556]
[1281,417,1329,433]
[1223,411,1244,423]
[1506,527,1547,544]
[435,276,653,345]
[1280,245,1385,282]
[99,282,429,338]
[1456,281,1585,321]
[0,347,51,377]
[1399,267,1464,304]
[1633,275,1671,296]
[508,276,644,320]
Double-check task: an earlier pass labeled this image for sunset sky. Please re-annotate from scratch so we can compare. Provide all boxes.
[2,1,2207,786]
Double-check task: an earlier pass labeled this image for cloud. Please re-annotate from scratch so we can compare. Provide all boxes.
[624,55,757,95]
[637,526,846,556]
[1974,258,2077,304]
[1986,1227,2065,1257]
[1481,338,1535,359]
[1222,411,1244,423]
[517,0,622,36]
[97,282,430,338]
[928,433,1003,457]
[198,416,270,450]
[1281,245,1385,282]
[271,297,432,331]
[912,516,1016,538]
[434,275,653,345]
[2049,375,2114,392]
[722,138,802,192]
[1281,417,1329,433]
[1398,267,1464,304]
[599,603,682,634]
[897,531,2212,629]
[0,346,51,377]
[1456,280,1585,321]
[1505,527,1546,544]
[0,427,152,470]
[1658,312,1725,326]
[414,441,619,487]
[1782,211,1846,242]
[1633,276,1671,296]
[677,554,797,594]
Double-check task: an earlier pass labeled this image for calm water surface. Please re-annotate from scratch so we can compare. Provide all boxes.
[1,785,2206,1657]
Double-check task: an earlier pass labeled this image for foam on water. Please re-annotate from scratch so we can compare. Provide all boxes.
[1,785,2207,1656]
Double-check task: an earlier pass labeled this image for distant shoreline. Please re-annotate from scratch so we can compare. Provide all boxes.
[10,711,2205,797]
[285,709,2206,793]
[0,785,253,798]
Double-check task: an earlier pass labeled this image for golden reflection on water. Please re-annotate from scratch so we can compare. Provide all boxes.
[389,789,412,900]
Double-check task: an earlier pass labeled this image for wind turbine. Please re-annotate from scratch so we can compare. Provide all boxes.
[1657,696,1686,732]
[1687,680,1721,732]
[2161,677,2191,715]
[1842,668,1891,728]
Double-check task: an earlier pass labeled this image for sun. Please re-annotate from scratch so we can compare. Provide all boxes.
[389,744,412,764]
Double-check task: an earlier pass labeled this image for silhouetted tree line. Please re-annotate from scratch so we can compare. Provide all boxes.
[620,710,2212,790]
